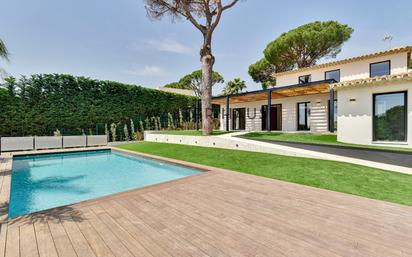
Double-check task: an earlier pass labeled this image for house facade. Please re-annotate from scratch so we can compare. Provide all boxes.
[212,46,412,148]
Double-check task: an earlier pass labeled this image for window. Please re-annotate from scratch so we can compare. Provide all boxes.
[298,75,311,84]
[297,102,310,130]
[408,52,412,70]
[325,69,340,82]
[373,92,407,142]
[370,61,390,77]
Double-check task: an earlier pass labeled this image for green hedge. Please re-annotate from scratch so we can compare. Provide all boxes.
[0,74,197,136]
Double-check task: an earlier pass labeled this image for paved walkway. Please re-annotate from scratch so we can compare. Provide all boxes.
[1,150,412,257]
[215,132,412,175]
[243,137,412,168]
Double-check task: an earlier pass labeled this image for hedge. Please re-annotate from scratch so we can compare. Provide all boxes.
[0,74,197,136]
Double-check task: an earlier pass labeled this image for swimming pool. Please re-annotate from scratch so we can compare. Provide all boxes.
[9,150,201,218]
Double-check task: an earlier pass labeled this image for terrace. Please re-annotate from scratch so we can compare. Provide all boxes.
[1,147,412,257]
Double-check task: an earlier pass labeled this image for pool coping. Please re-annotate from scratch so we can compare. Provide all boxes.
[0,146,212,223]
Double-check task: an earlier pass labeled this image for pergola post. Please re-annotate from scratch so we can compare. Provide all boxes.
[329,87,335,133]
[225,95,230,131]
[267,90,271,131]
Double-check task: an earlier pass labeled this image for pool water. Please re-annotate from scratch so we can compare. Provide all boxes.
[9,150,200,218]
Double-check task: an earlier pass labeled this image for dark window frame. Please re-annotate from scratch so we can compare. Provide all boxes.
[370,60,391,78]
[324,69,341,82]
[372,91,407,142]
[298,74,311,84]
[297,102,311,131]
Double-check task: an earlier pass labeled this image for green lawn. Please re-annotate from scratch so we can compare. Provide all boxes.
[117,142,412,207]
[158,130,232,136]
[242,132,412,152]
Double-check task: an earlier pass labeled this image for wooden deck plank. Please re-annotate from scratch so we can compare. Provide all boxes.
[73,213,115,257]
[59,214,97,257]
[33,221,58,257]
[100,200,193,257]
[0,223,7,257]
[81,207,134,257]
[5,224,19,257]
[88,205,154,257]
[19,223,39,257]
[47,219,77,257]
[98,202,173,257]
[126,195,257,257]
[115,198,233,257]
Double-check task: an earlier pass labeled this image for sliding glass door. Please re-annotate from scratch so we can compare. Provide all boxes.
[232,108,246,130]
[373,92,407,141]
[297,102,311,131]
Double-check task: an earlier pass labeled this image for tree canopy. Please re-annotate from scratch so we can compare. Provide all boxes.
[248,58,277,89]
[264,21,354,69]
[222,78,246,95]
[164,70,224,97]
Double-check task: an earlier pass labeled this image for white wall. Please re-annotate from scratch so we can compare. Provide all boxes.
[337,81,412,148]
[220,93,331,133]
[276,52,409,86]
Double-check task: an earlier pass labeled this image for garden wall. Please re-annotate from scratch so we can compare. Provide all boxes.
[0,135,107,152]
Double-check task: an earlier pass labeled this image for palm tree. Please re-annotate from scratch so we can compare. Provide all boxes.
[222,78,247,95]
[0,39,9,80]
[0,39,9,61]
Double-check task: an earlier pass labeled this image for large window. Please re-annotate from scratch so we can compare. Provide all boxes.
[325,69,340,82]
[298,75,311,84]
[373,92,407,142]
[408,52,412,70]
[297,102,311,131]
[370,61,390,77]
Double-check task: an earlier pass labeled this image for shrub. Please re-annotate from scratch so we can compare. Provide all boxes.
[133,131,144,141]
[110,123,117,142]
[139,120,144,133]
[123,124,130,141]
[53,129,61,136]
[130,119,135,134]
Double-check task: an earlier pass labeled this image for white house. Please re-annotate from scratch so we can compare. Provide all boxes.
[212,46,412,148]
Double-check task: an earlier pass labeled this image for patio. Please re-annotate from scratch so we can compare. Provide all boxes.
[1,151,412,257]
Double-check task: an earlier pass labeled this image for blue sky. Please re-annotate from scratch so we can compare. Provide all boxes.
[1,0,411,93]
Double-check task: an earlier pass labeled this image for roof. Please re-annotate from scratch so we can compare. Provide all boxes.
[157,87,195,96]
[212,80,334,105]
[273,45,412,77]
[333,71,412,89]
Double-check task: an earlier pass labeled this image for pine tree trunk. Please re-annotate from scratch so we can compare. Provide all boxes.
[200,50,214,136]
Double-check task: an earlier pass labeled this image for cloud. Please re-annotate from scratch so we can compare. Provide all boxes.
[124,65,167,77]
[143,38,194,55]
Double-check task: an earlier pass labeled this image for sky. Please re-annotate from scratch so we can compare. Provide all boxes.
[1,0,412,94]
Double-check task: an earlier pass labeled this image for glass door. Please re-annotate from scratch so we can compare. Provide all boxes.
[232,108,246,130]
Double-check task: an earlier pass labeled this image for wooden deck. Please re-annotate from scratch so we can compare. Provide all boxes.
[1,153,412,256]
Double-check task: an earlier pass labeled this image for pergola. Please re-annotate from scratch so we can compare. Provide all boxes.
[212,80,336,132]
